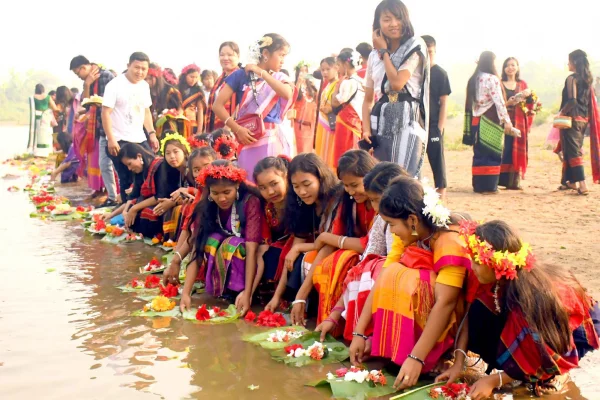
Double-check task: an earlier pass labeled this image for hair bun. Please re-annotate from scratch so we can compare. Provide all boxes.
[276,154,292,162]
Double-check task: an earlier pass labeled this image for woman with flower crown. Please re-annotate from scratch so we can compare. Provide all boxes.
[146,63,183,129]
[349,176,472,391]
[178,64,206,136]
[437,220,599,399]
[179,160,263,316]
[213,33,297,181]
[330,52,365,168]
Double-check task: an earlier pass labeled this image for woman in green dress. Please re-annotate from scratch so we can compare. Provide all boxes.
[29,83,58,157]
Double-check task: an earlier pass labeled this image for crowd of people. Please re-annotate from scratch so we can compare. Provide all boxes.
[25,0,600,398]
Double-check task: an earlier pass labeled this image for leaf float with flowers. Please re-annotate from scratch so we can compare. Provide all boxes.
[140,257,166,274]
[307,367,397,400]
[242,326,308,350]
[132,295,181,317]
[182,304,239,324]
[270,332,349,367]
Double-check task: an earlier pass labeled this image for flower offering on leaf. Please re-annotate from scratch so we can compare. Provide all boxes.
[195,304,210,321]
[144,275,161,288]
[159,283,179,297]
[144,257,163,272]
[143,295,176,312]
[7,186,19,192]
[284,344,303,354]
[128,278,143,289]
[256,310,287,327]
[162,239,176,248]
[125,233,143,241]
[325,367,385,386]
[429,382,471,400]
[266,329,305,343]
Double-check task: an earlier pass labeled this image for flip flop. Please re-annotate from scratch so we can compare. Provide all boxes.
[557,185,575,191]
[577,188,590,196]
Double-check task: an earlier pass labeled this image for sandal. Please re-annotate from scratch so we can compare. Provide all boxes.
[577,188,590,196]
[557,184,576,191]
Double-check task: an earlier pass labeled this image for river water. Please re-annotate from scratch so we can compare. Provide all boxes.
[0,126,597,399]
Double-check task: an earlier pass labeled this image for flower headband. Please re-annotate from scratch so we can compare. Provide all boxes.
[213,135,239,160]
[421,179,451,228]
[196,164,247,187]
[189,138,210,149]
[258,36,273,48]
[160,132,191,155]
[147,67,162,78]
[459,220,535,280]
[181,63,200,75]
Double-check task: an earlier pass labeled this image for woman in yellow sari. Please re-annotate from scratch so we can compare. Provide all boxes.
[315,58,339,166]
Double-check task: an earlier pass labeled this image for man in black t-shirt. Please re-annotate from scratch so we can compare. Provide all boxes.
[422,36,451,198]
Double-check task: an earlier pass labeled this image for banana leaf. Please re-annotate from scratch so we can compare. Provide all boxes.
[101,233,127,244]
[159,245,174,252]
[242,326,309,350]
[306,371,397,400]
[138,294,181,301]
[192,282,205,294]
[182,304,239,324]
[389,381,443,400]
[81,221,93,228]
[143,238,159,246]
[50,212,83,221]
[29,212,49,219]
[85,227,107,235]
[131,308,181,318]
[122,236,144,244]
[270,332,349,367]
[139,265,166,274]
[116,285,160,295]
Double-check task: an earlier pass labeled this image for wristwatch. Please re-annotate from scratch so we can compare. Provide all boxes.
[148,131,156,136]
[378,48,390,59]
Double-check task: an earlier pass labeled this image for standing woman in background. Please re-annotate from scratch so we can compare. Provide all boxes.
[204,42,240,133]
[179,64,206,136]
[314,57,339,166]
[499,57,532,190]
[463,51,513,194]
[556,50,600,194]
[296,78,318,153]
[362,0,430,176]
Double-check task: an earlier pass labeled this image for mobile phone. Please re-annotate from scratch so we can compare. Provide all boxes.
[358,136,379,150]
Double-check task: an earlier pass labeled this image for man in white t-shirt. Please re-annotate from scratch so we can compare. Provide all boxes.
[102,51,159,203]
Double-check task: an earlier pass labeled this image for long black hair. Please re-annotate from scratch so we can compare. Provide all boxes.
[501,57,521,82]
[258,33,290,62]
[253,155,290,183]
[337,51,357,70]
[379,176,467,232]
[285,153,343,236]
[337,150,376,237]
[372,0,415,46]
[363,162,408,194]
[569,49,593,88]
[475,220,588,355]
[178,66,201,94]
[192,160,260,260]
[118,143,156,177]
[466,51,502,111]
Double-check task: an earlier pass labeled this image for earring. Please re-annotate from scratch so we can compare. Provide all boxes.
[297,195,303,206]
[411,225,418,236]
[208,196,214,202]
[264,57,269,63]
[349,195,353,200]
[236,191,239,200]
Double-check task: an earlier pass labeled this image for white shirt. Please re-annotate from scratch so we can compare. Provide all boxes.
[335,73,365,117]
[102,74,152,143]
[366,50,423,101]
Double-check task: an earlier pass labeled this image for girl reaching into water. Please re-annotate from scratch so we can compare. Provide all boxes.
[180,160,263,316]
[437,220,599,399]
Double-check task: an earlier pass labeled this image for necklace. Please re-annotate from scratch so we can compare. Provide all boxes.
[416,233,434,251]
[217,202,240,237]
[493,282,502,314]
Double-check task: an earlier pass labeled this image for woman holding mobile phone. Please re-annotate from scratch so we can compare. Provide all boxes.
[362,0,430,176]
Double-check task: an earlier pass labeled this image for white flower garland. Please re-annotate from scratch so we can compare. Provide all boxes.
[421,178,451,228]
[350,51,362,68]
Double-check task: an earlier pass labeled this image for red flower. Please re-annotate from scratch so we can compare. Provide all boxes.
[95,220,106,230]
[196,304,210,321]
[76,206,85,212]
[93,214,103,222]
[149,257,162,267]
[284,344,304,354]
[144,275,160,288]
[244,310,257,322]
[159,283,179,297]
[440,383,470,399]
[335,367,348,377]
[130,278,140,288]
[256,310,287,327]
[196,164,247,187]
[47,205,56,211]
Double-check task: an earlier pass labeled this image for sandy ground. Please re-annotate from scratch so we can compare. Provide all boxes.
[422,118,599,298]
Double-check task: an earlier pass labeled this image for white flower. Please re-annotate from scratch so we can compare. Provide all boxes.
[344,370,369,383]
[287,351,295,358]
[351,51,362,68]
[208,309,216,318]
[326,372,335,380]
[294,348,305,357]
[421,180,451,227]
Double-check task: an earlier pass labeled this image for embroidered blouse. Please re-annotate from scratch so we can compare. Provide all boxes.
[472,72,510,124]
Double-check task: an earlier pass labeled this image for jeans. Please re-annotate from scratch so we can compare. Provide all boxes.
[106,140,152,203]
[99,136,117,201]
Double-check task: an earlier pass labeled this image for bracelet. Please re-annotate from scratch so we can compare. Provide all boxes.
[325,317,339,327]
[407,354,425,366]
[174,251,183,262]
[352,332,368,340]
[148,131,156,136]
[291,299,306,306]
[496,371,503,389]
[224,116,232,126]
[453,349,468,371]
[331,306,344,313]
[339,236,347,249]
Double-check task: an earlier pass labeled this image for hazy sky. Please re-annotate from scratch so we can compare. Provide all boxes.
[1,0,598,83]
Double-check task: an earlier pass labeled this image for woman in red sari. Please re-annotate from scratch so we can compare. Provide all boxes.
[438,220,599,398]
[179,64,206,136]
[292,150,376,326]
[499,57,533,190]
[204,42,240,133]
[331,51,365,168]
